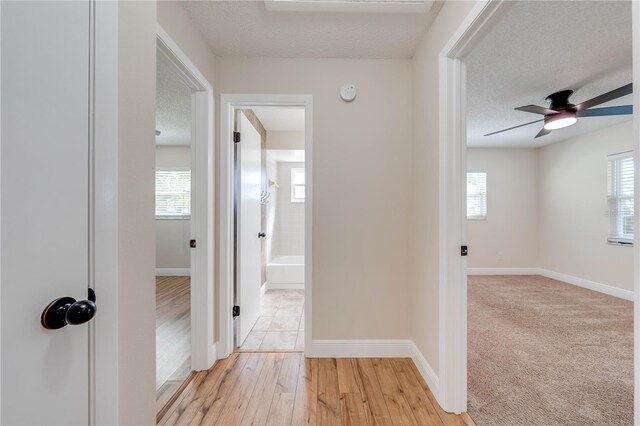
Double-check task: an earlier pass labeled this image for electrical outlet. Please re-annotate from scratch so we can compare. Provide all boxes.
[498,251,504,261]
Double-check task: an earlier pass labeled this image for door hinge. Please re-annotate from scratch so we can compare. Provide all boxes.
[190,239,197,248]
[461,245,468,256]
[233,131,241,143]
[232,305,240,317]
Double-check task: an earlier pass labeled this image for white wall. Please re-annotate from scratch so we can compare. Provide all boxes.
[118,1,157,423]
[155,146,191,270]
[410,0,477,376]
[118,1,216,422]
[265,152,278,263]
[467,121,634,294]
[216,57,413,340]
[467,148,539,269]
[267,130,305,150]
[538,121,634,292]
[273,162,305,256]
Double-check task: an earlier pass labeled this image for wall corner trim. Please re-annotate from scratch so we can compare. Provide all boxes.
[209,343,218,365]
[155,268,191,277]
[408,341,440,405]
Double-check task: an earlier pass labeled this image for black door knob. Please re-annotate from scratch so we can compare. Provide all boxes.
[258,232,266,238]
[41,288,97,330]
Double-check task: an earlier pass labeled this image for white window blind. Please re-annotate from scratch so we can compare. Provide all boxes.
[607,152,634,245]
[467,172,487,220]
[156,170,191,218]
[291,168,305,203]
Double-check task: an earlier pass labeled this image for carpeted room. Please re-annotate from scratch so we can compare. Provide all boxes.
[464,1,634,424]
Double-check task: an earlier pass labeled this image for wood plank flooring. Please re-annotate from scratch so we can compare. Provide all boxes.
[159,353,475,426]
[156,276,192,416]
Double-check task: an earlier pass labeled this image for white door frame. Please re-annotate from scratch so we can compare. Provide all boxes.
[93,1,118,423]
[156,25,216,371]
[633,3,640,424]
[219,94,313,358]
[439,0,640,419]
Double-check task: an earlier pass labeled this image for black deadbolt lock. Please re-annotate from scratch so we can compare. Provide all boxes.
[41,288,97,330]
[461,245,468,256]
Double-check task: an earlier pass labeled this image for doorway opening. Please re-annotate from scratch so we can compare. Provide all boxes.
[463,2,634,423]
[219,95,313,359]
[154,53,193,409]
[437,0,640,423]
[154,27,215,422]
[234,107,306,351]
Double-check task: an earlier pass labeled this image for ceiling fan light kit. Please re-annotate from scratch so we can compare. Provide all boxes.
[544,111,577,130]
[485,83,633,139]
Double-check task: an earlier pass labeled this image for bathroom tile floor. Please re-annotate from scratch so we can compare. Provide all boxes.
[239,289,304,350]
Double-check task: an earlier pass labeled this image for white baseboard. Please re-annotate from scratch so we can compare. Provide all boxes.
[538,269,634,301]
[261,282,268,296]
[467,267,539,275]
[264,282,304,291]
[197,342,221,367]
[408,341,440,404]
[468,267,634,301]
[308,339,414,358]
[307,339,441,409]
[155,267,191,276]
[210,343,218,365]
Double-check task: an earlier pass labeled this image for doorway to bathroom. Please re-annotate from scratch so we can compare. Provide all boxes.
[234,106,306,351]
[218,94,312,358]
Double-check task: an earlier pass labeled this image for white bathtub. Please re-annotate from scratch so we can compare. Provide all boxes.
[267,255,304,289]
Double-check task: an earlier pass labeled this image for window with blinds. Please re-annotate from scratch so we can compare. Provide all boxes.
[467,171,487,220]
[155,170,191,218]
[607,152,634,245]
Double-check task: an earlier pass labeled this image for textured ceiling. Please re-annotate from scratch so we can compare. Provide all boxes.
[156,58,192,146]
[252,107,305,131]
[466,1,633,148]
[180,0,443,59]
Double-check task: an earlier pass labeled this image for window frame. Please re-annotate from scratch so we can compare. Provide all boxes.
[466,170,487,221]
[607,151,634,246]
[155,167,192,220]
[291,167,305,203]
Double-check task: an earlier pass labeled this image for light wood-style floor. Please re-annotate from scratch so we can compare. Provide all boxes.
[156,276,192,415]
[159,352,475,425]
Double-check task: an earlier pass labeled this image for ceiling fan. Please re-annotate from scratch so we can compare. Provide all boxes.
[485,83,633,139]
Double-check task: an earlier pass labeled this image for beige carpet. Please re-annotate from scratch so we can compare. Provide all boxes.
[468,275,633,426]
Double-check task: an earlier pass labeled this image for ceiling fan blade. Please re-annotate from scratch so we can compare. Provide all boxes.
[515,105,558,115]
[574,83,633,111]
[576,105,633,117]
[535,127,551,139]
[484,118,544,137]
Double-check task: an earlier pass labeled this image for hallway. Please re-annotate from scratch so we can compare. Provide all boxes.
[158,352,474,425]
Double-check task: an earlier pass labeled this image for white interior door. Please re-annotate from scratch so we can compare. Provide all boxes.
[1,1,93,424]
[236,111,262,345]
